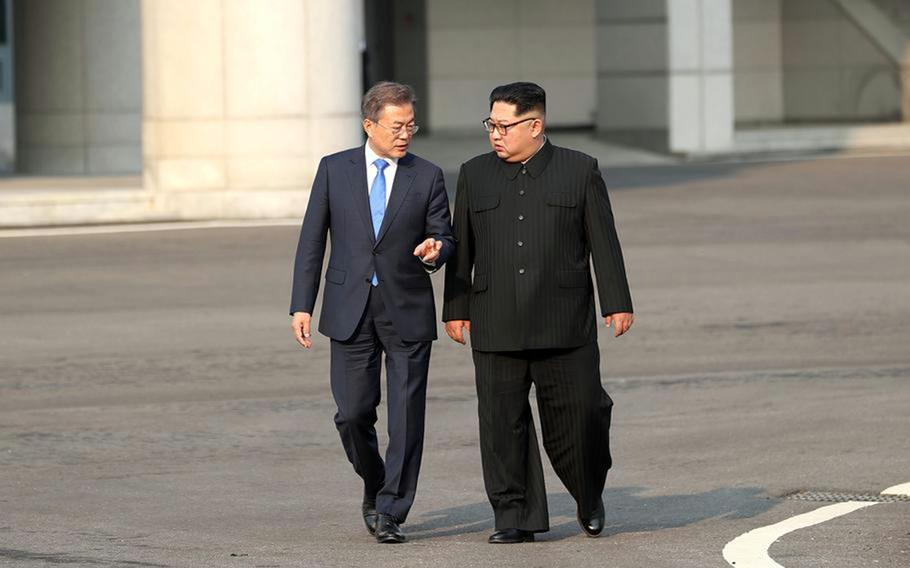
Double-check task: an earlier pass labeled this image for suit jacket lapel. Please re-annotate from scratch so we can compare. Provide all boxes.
[375,153,415,246]
[345,147,376,245]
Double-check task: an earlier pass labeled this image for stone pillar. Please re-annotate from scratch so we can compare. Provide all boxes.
[595,0,733,154]
[668,0,734,153]
[142,0,363,220]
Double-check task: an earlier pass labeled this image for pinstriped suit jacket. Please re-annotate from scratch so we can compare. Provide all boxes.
[442,140,632,352]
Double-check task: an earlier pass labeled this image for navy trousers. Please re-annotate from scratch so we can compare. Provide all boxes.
[329,285,431,523]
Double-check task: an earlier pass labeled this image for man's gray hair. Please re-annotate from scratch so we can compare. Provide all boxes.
[361,81,417,121]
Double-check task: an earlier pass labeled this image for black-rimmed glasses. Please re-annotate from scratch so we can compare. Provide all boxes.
[481,117,539,135]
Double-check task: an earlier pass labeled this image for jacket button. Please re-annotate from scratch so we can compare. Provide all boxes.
[518,268,525,275]
[518,214,524,221]
[517,241,523,247]
[519,190,525,196]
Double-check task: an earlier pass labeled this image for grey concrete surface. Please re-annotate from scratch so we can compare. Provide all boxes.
[1,155,909,567]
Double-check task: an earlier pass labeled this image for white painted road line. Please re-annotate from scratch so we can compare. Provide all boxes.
[0,218,301,239]
[723,480,910,568]
[881,482,910,496]
[722,501,876,568]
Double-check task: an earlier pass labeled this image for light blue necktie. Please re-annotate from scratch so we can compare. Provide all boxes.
[369,158,389,286]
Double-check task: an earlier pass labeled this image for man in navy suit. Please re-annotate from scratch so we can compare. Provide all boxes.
[290,82,454,544]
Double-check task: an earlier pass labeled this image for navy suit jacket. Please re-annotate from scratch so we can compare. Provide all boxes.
[290,146,454,342]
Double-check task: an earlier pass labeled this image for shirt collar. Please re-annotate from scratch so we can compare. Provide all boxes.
[499,137,553,180]
[365,142,399,169]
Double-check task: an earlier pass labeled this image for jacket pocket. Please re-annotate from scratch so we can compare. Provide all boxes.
[472,273,489,293]
[545,192,577,208]
[557,270,589,288]
[472,194,500,212]
[325,267,346,285]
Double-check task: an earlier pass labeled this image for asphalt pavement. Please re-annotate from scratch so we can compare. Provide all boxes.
[1,153,909,567]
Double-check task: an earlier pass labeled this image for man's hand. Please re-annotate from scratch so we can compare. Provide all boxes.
[604,312,634,337]
[444,320,471,345]
[413,238,443,264]
[292,312,313,349]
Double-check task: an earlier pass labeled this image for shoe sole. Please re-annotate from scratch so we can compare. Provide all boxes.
[489,535,535,544]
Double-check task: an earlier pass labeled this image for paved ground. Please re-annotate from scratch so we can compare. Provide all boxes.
[1,154,909,567]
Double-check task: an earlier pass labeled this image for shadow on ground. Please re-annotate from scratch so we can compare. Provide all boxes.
[406,486,774,541]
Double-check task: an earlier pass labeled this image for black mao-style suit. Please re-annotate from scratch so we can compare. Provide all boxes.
[291,145,454,523]
[442,139,632,531]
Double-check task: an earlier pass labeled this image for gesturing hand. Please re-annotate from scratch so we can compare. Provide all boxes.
[413,238,443,263]
[292,312,313,349]
[604,312,634,337]
[444,320,471,345]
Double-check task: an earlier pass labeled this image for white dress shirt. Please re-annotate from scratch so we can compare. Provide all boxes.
[365,142,398,207]
[364,142,437,268]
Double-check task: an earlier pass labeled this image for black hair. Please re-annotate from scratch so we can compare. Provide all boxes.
[489,82,546,116]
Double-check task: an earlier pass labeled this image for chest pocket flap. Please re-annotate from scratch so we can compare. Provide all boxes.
[472,193,500,212]
[545,192,577,207]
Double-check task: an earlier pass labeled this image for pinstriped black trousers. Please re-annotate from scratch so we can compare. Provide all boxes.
[472,341,613,532]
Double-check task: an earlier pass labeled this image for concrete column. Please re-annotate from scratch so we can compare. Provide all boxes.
[595,0,734,154]
[667,0,734,153]
[142,0,362,220]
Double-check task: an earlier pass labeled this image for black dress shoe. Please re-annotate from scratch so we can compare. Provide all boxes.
[488,528,535,544]
[577,498,605,537]
[375,514,405,543]
[362,499,378,536]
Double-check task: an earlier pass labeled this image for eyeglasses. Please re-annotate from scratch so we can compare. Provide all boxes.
[373,122,419,136]
[481,117,539,135]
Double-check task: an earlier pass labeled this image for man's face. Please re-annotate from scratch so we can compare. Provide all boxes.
[487,101,542,162]
[363,103,415,159]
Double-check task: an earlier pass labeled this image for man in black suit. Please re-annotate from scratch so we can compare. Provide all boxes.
[443,82,634,544]
[290,81,454,544]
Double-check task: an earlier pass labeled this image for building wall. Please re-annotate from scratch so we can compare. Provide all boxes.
[595,0,669,144]
[595,0,734,154]
[781,0,900,122]
[869,0,910,33]
[426,0,596,130]
[14,0,142,175]
[733,0,784,125]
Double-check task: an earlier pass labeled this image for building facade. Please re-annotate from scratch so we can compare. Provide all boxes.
[1,0,908,224]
